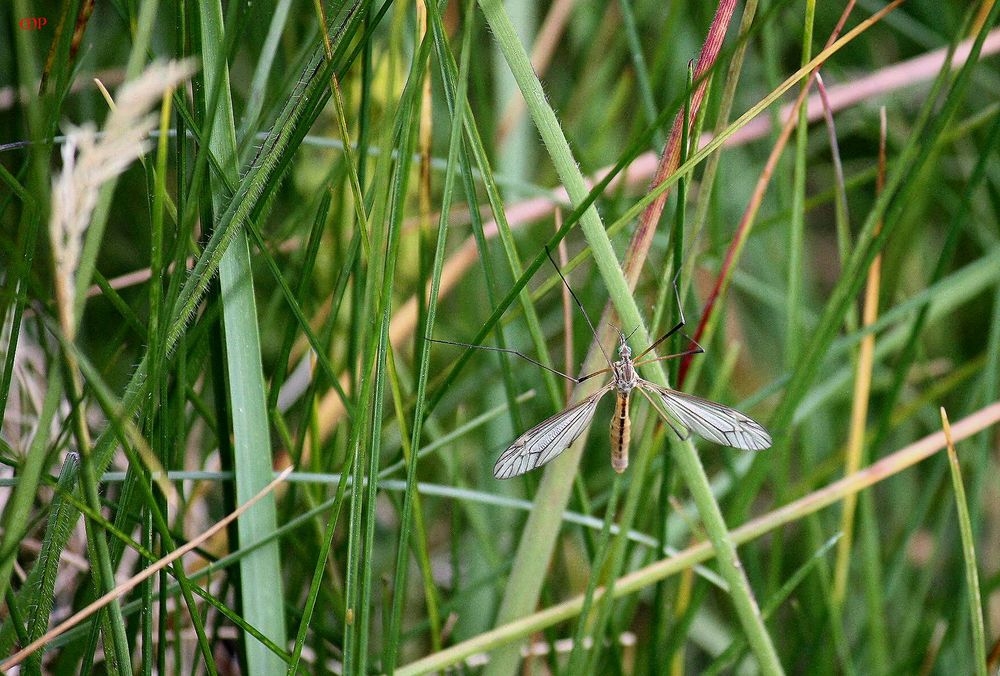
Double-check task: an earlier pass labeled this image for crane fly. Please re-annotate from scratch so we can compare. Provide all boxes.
[433,250,772,479]
[492,330,771,479]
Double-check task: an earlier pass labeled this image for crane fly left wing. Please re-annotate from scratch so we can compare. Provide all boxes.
[493,385,613,479]
[638,380,772,451]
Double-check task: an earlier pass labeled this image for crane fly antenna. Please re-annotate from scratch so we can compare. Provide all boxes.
[635,273,690,361]
[426,337,610,384]
[633,333,704,367]
[545,246,613,367]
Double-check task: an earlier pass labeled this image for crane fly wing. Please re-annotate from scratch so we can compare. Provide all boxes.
[494,385,613,479]
[638,381,772,451]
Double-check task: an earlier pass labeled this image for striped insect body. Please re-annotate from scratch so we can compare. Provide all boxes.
[610,391,631,473]
[609,341,638,473]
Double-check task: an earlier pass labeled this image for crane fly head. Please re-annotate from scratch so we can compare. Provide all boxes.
[616,325,640,361]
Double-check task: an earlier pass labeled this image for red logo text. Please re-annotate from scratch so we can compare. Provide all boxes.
[18,17,48,30]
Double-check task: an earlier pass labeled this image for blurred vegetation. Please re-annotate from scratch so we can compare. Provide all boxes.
[1,0,999,674]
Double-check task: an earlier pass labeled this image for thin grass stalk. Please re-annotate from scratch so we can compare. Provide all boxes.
[895,475,957,664]
[392,156,447,662]
[578,408,665,673]
[663,66,696,672]
[309,27,383,656]
[344,53,411,665]
[494,0,574,145]
[379,348,441,656]
[476,0,784,672]
[343,324,377,671]
[237,0,293,148]
[144,74,175,675]
[856,488,890,670]
[557,212,573,404]
[417,1,433,250]
[384,347,442,655]
[0,10,44,420]
[618,0,661,142]
[832,107,887,604]
[685,0,760,279]
[17,455,79,671]
[785,0,815,368]
[799,512,855,672]
[668,556,695,675]
[815,73,853,306]
[266,194,332,413]
[461,112,564,409]
[397,401,1000,674]
[940,409,988,675]
[670,62,694,383]
[288,422,363,671]
[356,33,430,672]
[66,306,132,676]
[196,2,288,670]
[977,291,1000,587]
[33,0,71,99]
[769,7,817,603]
[384,3,477,668]
[455,152,527,434]
[653,468,681,663]
[343,28,406,668]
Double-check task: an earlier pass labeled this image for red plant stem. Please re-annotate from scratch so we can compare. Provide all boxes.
[620,0,738,293]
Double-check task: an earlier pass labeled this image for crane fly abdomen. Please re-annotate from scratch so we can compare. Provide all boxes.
[610,391,631,473]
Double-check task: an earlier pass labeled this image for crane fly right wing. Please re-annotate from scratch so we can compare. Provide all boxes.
[638,381,772,451]
[494,385,613,479]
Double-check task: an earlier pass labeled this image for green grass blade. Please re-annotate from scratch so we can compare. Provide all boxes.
[195,1,287,671]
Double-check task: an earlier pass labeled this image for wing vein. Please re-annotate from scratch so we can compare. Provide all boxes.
[638,380,772,451]
[493,385,613,479]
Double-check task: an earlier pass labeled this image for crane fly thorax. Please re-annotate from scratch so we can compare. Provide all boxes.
[612,343,639,393]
